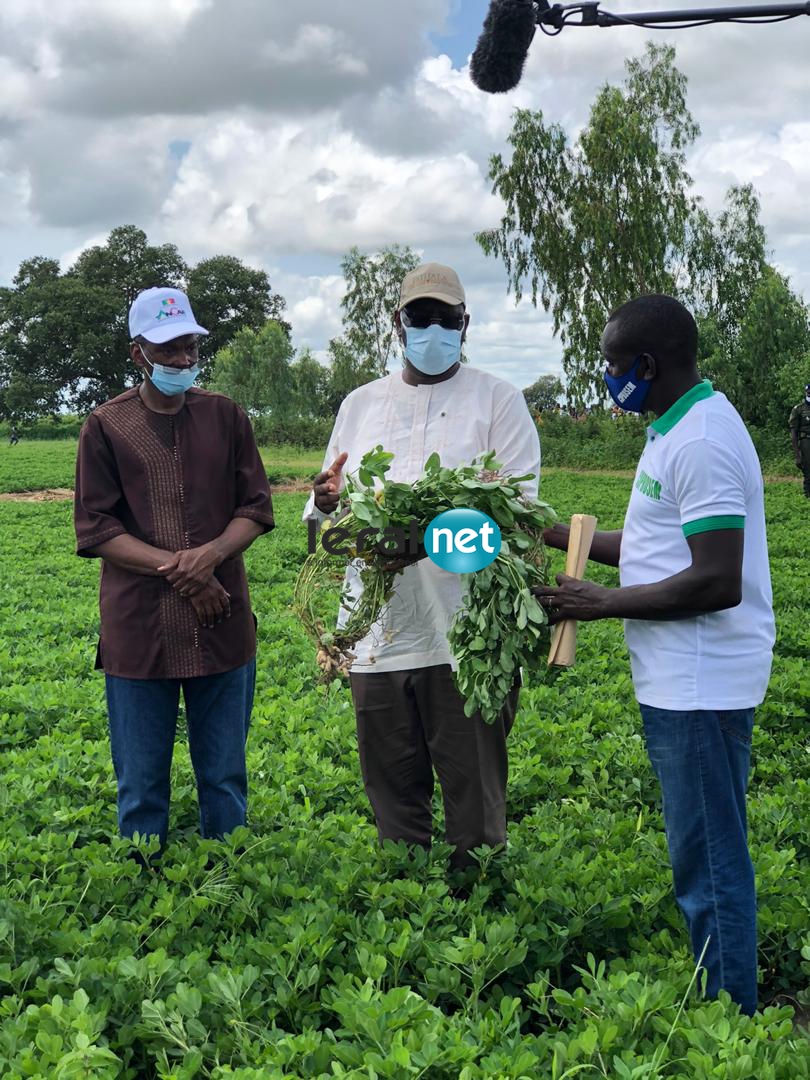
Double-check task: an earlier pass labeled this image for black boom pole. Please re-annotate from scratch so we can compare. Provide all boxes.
[470,0,809,92]
[535,1,810,31]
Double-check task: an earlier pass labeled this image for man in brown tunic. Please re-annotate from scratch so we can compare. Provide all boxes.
[74,286,274,860]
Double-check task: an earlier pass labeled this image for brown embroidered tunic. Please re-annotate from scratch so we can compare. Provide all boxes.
[74,387,274,680]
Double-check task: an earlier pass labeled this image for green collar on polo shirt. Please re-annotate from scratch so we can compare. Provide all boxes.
[650,379,715,437]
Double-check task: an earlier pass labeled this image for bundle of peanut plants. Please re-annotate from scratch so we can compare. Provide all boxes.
[294,446,558,723]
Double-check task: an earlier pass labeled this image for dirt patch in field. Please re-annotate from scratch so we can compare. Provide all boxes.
[272,480,312,493]
[2,473,799,503]
[0,488,74,502]
[0,481,313,502]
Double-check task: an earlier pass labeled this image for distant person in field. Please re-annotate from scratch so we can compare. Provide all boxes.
[536,295,775,1015]
[789,382,810,498]
[304,263,541,876]
[73,287,274,865]
[9,427,19,445]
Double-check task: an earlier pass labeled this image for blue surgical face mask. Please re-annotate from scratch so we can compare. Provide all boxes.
[140,345,200,396]
[603,356,652,413]
[403,324,462,376]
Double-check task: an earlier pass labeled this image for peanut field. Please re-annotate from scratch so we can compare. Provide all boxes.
[0,442,808,1078]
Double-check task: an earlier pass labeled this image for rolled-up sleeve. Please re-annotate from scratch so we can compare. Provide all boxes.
[74,415,128,557]
[231,406,275,532]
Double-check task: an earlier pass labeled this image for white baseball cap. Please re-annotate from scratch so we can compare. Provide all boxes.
[128,287,209,344]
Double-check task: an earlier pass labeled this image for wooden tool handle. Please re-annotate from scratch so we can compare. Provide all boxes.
[547,514,598,668]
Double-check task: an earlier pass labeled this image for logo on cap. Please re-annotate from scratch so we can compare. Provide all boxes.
[156,298,187,320]
[412,271,451,286]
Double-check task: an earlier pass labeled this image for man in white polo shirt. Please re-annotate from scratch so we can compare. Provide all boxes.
[303,262,541,875]
[536,294,774,1016]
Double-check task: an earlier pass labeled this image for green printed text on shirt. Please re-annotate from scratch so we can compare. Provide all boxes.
[636,470,662,501]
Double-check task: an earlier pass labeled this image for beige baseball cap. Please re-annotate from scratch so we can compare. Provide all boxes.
[399,262,466,309]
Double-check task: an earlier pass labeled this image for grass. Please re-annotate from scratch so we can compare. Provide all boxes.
[3,440,802,496]
[0,462,807,1076]
[0,440,325,494]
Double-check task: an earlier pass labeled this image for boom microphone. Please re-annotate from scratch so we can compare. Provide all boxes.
[469,2,810,95]
[470,0,538,94]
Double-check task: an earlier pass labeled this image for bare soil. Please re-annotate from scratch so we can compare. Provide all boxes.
[0,488,74,502]
[0,480,313,502]
[0,472,799,503]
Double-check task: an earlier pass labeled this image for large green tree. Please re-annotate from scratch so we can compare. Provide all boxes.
[187,255,289,361]
[290,348,330,420]
[476,43,778,410]
[322,338,379,418]
[317,243,420,417]
[336,244,420,378]
[207,320,295,419]
[0,225,188,417]
[702,267,810,430]
[0,259,120,418]
[523,374,564,413]
[69,225,188,310]
[690,184,767,341]
[0,226,290,418]
[691,186,809,429]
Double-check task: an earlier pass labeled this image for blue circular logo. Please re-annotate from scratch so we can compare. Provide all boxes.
[424,508,502,573]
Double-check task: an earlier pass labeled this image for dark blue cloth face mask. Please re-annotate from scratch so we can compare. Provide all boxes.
[603,356,652,413]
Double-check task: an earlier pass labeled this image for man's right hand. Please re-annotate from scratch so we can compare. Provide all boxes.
[189,579,231,629]
[313,452,348,514]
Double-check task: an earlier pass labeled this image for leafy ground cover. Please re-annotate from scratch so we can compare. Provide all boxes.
[0,442,323,494]
[2,437,801,497]
[0,463,808,1078]
[0,441,80,494]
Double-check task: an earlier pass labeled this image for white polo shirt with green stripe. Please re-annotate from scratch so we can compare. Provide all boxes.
[619,380,775,711]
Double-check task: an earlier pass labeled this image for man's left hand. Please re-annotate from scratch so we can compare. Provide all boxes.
[158,543,221,596]
[533,574,612,625]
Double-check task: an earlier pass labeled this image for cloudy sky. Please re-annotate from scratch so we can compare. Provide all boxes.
[1,0,808,390]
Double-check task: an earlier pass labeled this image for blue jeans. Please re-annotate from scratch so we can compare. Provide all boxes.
[640,704,757,1015]
[105,658,256,849]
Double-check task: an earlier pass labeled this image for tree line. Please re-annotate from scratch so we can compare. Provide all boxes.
[1,44,807,442]
[0,224,417,441]
[477,43,810,432]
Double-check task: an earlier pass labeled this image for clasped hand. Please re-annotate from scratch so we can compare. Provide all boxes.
[158,544,230,627]
[158,543,220,596]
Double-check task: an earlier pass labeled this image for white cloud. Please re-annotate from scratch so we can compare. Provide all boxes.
[280,272,345,353]
[164,110,503,257]
[691,123,810,243]
[0,0,808,390]
[59,231,111,273]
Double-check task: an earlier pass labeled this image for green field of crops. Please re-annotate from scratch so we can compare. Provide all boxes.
[0,441,323,493]
[0,448,808,1078]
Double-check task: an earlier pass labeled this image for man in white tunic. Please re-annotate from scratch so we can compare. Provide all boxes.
[303,263,541,871]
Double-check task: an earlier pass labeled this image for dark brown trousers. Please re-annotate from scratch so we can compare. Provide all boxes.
[349,664,519,869]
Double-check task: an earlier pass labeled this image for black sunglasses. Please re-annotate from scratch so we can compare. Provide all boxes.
[400,307,465,332]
